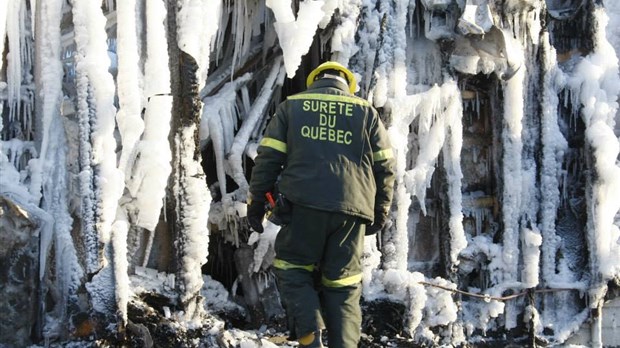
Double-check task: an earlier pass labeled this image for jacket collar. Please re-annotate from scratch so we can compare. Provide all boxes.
[308,77,350,94]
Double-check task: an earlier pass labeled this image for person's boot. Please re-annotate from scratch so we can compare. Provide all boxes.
[297,330,325,348]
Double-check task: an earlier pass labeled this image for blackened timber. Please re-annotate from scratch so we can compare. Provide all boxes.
[165,0,203,315]
[166,0,208,320]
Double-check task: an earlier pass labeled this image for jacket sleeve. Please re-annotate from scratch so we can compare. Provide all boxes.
[368,108,396,220]
[249,103,288,202]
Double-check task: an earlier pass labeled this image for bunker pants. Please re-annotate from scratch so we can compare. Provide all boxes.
[273,204,365,348]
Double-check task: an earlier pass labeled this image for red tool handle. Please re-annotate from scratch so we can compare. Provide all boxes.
[265,192,276,208]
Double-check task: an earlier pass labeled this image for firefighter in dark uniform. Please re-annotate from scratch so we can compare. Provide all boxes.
[247,61,396,348]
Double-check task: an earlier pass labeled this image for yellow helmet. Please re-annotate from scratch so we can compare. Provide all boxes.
[306,61,357,94]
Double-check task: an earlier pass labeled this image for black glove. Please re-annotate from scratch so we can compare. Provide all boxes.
[247,196,266,233]
[366,212,390,236]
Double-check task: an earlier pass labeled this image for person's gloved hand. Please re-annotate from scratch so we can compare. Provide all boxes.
[366,212,391,236]
[247,195,266,233]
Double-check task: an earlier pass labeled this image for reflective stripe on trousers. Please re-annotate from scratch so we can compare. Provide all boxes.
[273,204,365,348]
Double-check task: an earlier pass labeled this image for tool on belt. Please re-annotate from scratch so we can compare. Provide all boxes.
[264,191,291,226]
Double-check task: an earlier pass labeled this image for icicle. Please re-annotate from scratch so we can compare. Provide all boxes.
[266,0,326,78]
[228,57,283,198]
[423,6,456,42]
[408,0,417,38]
[71,0,123,237]
[329,0,362,64]
[213,0,231,64]
[177,0,223,90]
[116,0,145,175]
[390,0,409,98]
[112,208,130,324]
[385,90,422,271]
[42,123,83,340]
[0,0,8,74]
[19,2,33,80]
[29,0,36,37]
[441,81,467,265]
[28,0,65,203]
[230,1,244,74]
[499,48,526,286]
[498,33,527,331]
[382,78,467,273]
[201,73,252,200]
[347,2,381,97]
[70,0,124,315]
[131,95,173,231]
[475,207,488,236]
[144,0,171,98]
[103,0,115,12]
[539,33,568,285]
[371,1,395,107]
[227,0,266,76]
[220,103,236,154]
[521,226,542,288]
[402,82,467,265]
[128,0,173,232]
[567,6,620,283]
[208,107,228,196]
[1,139,32,168]
[28,0,84,336]
[6,0,22,123]
[405,84,443,215]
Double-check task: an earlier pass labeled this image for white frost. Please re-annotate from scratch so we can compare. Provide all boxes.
[267,0,326,78]
[567,7,620,281]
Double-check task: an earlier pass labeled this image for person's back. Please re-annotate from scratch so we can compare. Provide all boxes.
[258,71,390,221]
[248,61,396,348]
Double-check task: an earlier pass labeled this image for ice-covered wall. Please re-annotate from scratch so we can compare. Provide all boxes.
[605,0,620,138]
[0,0,619,346]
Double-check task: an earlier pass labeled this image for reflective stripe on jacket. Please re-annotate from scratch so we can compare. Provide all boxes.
[249,78,395,222]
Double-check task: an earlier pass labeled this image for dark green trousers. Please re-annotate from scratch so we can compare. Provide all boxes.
[274,204,365,348]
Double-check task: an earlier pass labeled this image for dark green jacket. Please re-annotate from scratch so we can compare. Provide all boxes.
[249,77,395,222]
